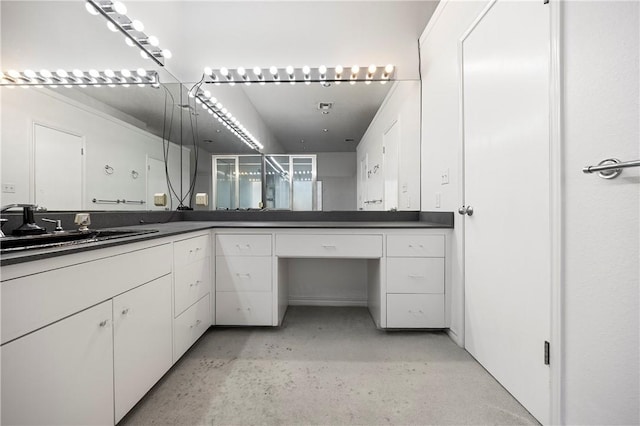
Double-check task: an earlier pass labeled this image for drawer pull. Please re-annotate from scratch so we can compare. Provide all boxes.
[99,320,109,327]
[236,273,251,278]
[408,244,424,248]
[407,274,425,279]
[407,310,424,316]
[189,280,201,287]
[189,247,202,254]
[321,244,337,249]
[235,307,252,312]
[235,244,252,249]
[121,308,130,315]
[190,319,202,329]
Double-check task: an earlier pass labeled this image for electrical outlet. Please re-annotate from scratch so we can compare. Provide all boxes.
[195,193,209,206]
[435,192,441,208]
[441,169,449,185]
[2,183,16,193]
[154,193,167,207]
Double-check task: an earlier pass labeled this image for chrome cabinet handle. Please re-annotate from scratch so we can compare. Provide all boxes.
[407,274,425,279]
[236,273,251,278]
[99,320,109,327]
[321,244,337,249]
[458,205,474,216]
[189,280,201,287]
[121,308,130,315]
[190,319,202,329]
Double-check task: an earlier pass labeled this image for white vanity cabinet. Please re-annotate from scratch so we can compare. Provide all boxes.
[385,235,446,328]
[113,274,173,423]
[1,300,115,426]
[1,237,176,425]
[172,232,212,361]
[215,234,273,326]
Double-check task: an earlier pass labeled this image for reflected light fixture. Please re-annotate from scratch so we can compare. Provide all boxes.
[1,69,160,88]
[191,80,264,151]
[84,0,171,67]
[201,64,395,85]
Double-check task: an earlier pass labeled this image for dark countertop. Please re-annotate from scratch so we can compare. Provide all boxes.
[1,219,453,267]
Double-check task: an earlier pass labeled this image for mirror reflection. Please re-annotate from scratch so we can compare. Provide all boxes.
[1,0,428,212]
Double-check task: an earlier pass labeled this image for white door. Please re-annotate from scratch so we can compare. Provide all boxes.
[383,119,400,210]
[461,1,550,423]
[147,156,169,210]
[34,124,83,210]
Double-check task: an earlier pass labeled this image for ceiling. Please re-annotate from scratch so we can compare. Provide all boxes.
[1,1,438,154]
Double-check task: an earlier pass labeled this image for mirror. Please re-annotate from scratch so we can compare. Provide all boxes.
[1,1,432,212]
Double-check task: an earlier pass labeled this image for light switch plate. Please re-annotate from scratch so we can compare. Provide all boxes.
[154,193,167,207]
[441,169,449,185]
[195,193,208,206]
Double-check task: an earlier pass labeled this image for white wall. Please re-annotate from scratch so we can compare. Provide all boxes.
[317,152,356,211]
[419,0,488,344]
[561,1,639,424]
[1,88,190,210]
[357,81,421,211]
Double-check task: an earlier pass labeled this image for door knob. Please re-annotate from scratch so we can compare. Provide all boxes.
[458,205,474,216]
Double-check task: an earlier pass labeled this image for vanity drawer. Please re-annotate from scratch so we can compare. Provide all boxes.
[173,294,210,361]
[386,294,445,328]
[2,243,172,345]
[215,292,272,326]
[386,235,444,257]
[275,234,383,258]
[174,258,211,317]
[216,256,272,292]
[216,234,272,257]
[174,234,210,268]
[386,258,444,294]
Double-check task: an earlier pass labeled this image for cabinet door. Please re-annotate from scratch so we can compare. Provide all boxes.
[113,275,173,423]
[1,300,114,426]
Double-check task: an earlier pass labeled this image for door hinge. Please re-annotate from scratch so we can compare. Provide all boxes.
[80,148,84,155]
[544,341,550,365]
[382,146,386,154]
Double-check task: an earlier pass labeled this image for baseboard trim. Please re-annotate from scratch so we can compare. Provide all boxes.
[288,297,368,307]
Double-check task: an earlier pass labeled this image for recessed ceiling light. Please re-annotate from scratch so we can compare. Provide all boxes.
[323,129,328,132]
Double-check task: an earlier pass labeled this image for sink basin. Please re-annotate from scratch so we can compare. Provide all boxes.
[0,229,159,254]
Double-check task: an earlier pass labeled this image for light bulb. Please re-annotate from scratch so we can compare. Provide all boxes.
[368,64,376,74]
[211,97,217,104]
[136,68,146,77]
[113,1,127,14]
[147,36,159,47]
[131,20,144,31]
[55,69,68,78]
[121,69,131,77]
[220,67,229,77]
[89,69,100,78]
[140,51,149,59]
[71,69,83,78]
[253,67,262,76]
[215,102,222,109]
[286,65,294,76]
[24,69,37,78]
[161,49,172,59]
[302,65,310,75]
[40,69,52,78]
[385,64,394,74]
[351,65,360,74]
[107,21,118,32]
[204,90,211,98]
[335,65,343,74]
[104,69,115,78]
[221,108,228,114]
[269,66,278,76]
[125,37,135,47]
[318,65,327,75]
[85,3,99,15]
[237,67,246,76]
[204,67,213,76]
[7,70,19,79]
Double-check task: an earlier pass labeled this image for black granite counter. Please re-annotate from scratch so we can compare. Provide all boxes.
[1,212,454,267]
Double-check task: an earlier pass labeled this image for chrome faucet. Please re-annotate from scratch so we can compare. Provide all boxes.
[42,218,64,233]
[0,204,47,236]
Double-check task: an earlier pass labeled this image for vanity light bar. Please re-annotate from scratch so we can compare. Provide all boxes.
[202,64,395,85]
[84,0,172,67]
[192,89,264,151]
[0,69,160,88]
